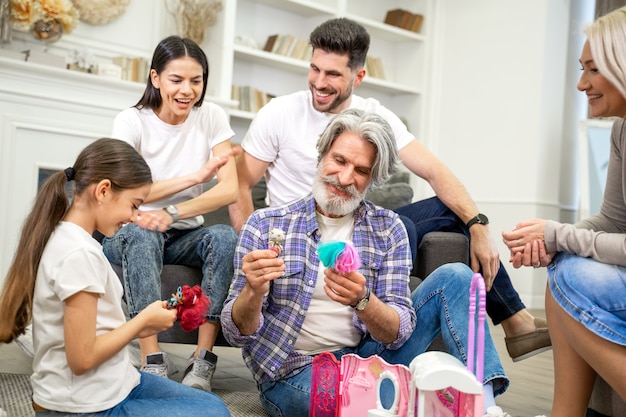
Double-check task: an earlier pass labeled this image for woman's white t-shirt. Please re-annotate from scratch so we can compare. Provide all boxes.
[112,103,234,229]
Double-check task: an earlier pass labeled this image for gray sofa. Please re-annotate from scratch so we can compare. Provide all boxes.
[588,376,625,416]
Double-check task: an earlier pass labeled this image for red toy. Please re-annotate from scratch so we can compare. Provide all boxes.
[167,285,210,332]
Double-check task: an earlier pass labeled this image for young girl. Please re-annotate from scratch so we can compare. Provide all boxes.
[0,138,230,416]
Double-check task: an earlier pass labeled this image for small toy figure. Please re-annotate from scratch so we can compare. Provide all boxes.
[317,241,361,274]
[268,228,286,255]
[167,285,210,332]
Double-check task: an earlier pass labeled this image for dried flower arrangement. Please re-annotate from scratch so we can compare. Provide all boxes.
[71,0,130,25]
[10,0,79,34]
[166,0,222,44]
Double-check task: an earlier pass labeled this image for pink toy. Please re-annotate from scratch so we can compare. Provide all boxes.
[309,273,487,417]
[317,241,360,274]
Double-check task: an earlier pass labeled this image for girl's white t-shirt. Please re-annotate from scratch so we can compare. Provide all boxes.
[31,222,140,413]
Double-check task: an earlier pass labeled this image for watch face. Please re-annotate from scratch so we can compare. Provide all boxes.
[477,213,488,224]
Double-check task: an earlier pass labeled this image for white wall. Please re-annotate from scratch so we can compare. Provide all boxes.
[426,0,594,307]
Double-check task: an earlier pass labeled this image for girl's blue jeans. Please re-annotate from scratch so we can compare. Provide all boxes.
[35,371,231,416]
[258,263,509,417]
[102,223,237,321]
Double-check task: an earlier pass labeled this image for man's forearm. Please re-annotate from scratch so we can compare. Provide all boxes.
[229,188,255,233]
[231,284,264,336]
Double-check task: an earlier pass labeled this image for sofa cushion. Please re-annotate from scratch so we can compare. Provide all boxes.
[365,171,414,210]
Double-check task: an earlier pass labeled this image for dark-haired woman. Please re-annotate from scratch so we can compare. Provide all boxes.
[103,35,239,392]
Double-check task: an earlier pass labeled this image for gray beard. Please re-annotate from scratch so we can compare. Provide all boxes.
[312,174,365,217]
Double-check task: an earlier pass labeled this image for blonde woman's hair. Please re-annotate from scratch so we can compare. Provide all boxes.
[586,6,626,98]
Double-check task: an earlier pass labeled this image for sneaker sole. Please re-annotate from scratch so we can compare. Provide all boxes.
[511,345,553,362]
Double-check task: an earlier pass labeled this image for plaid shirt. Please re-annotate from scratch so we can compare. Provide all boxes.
[221,194,414,384]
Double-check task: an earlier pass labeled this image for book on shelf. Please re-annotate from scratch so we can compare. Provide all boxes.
[384,8,423,33]
[112,56,148,83]
[289,38,309,60]
[261,34,311,61]
[263,34,279,52]
[276,34,295,56]
[232,85,275,113]
[365,56,385,80]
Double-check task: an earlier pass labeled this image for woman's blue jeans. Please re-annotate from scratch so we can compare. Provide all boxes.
[102,224,237,321]
[395,196,524,325]
[257,263,509,417]
[548,252,626,345]
[35,372,231,416]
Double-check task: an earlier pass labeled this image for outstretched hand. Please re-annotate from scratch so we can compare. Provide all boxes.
[194,146,241,184]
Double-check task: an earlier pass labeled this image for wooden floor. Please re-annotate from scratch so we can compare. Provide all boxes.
[491,309,554,416]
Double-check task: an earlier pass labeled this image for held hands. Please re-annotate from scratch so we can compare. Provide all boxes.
[323,268,367,307]
[241,249,286,295]
[502,219,554,268]
[136,300,177,339]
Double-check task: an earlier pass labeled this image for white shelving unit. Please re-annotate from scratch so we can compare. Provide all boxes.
[218,0,433,142]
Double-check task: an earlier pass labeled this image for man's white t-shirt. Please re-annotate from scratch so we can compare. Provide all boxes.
[294,213,361,354]
[241,90,414,206]
[112,103,234,229]
[31,222,140,412]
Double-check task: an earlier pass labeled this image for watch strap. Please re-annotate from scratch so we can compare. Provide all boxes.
[466,213,488,229]
[352,287,370,310]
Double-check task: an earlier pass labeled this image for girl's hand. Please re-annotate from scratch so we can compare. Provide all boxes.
[136,300,177,339]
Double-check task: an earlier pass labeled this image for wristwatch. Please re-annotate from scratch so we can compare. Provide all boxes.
[466,213,489,229]
[163,205,179,223]
[352,287,371,311]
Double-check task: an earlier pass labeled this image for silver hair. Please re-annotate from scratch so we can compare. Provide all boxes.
[316,108,400,186]
[585,6,626,99]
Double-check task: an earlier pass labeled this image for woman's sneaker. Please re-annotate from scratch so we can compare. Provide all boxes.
[140,352,169,378]
[181,349,218,392]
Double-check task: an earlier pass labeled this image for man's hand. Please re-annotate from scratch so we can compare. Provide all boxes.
[322,268,366,306]
[469,225,500,291]
[232,249,285,336]
[241,249,286,294]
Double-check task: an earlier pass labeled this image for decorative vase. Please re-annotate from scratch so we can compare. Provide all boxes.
[30,19,63,42]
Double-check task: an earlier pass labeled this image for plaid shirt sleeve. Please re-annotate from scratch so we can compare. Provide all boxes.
[352,203,416,349]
